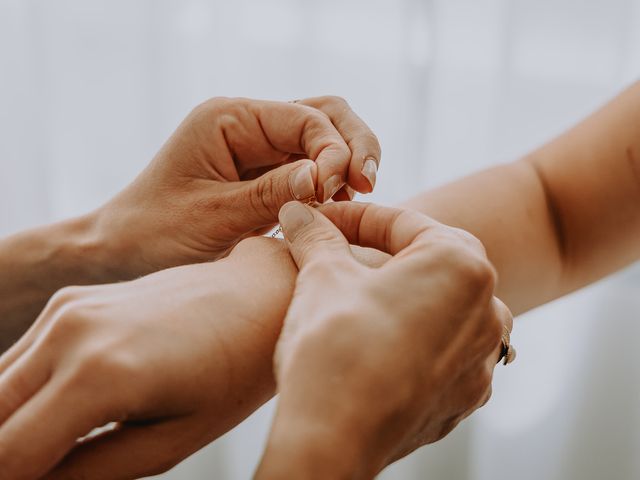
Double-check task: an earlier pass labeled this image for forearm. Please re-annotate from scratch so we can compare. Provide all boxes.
[401,161,560,314]
[0,214,124,351]
[403,81,640,315]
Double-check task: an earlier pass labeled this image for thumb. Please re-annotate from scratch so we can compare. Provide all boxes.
[278,201,353,271]
[234,159,318,227]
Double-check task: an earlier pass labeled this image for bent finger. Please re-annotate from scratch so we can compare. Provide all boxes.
[0,290,69,376]
[0,376,118,480]
[229,160,318,228]
[299,96,381,194]
[255,101,351,203]
[278,202,354,271]
[0,342,51,426]
[318,202,438,255]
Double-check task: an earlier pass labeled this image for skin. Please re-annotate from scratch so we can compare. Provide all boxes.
[0,94,382,480]
[0,237,296,480]
[255,202,512,479]
[0,203,506,480]
[402,81,640,315]
[254,81,640,478]
[252,82,640,477]
[2,81,640,478]
[0,95,381,352]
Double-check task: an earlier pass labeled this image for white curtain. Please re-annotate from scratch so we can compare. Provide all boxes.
[1,1,639,478]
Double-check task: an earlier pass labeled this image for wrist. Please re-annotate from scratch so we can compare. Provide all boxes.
[259,400,387,480]
[0,213,133,350]
[42,212,132,285]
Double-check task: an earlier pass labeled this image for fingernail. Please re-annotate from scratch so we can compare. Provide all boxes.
[361,158,377,190]
[279,202,314,239]
[289,162,316,201]
[322,175,344,203]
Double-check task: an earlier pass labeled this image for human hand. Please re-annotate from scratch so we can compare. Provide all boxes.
[255,202,514,479]
[93,96,380,277]
[0,237,297,480]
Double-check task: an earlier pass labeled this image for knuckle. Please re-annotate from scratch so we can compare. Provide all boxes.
[67,348,140,395]
[190,97,242,127]
[453,254,497,294]
[305,108,331,125]
[81,349,137,378]
[359,131,381,150]
[195,96,230,114]
[249,174,279,220]
[427,237,495,291]
[45,286,84,314]
[449,226,487,254]
[301,95,351,118]
[322,95,350,109]
[48,303,89,340]
[331,141,352,159]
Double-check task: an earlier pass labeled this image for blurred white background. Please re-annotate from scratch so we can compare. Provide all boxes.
[1,0,640,478]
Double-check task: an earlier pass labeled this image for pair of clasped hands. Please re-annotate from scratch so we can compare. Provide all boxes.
[0,97,512,479]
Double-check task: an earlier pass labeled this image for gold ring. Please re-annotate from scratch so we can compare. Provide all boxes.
[497,326,516,365]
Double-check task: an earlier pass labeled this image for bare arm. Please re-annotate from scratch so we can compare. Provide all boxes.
[0,216,123,352]
[0,96,381,352]
[402,81,640,314]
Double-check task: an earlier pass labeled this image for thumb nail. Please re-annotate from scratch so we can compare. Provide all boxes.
[279,202,314,240]
[289,161,316,201]
[361,158,377,190]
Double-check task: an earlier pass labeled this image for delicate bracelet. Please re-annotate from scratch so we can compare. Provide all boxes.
[270,225,283,239]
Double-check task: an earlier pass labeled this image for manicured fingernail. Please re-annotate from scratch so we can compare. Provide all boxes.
[289,162,315,201]
[279,202,314,239]
[322,175,344,203]
[361,158,377,190]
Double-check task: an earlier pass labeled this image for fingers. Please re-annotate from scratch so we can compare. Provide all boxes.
[230,160,318,227]
[254,101,352,203]
[278,202,354,271]
[0,376,115,480]
[44,421,186,480]
[0,288,68,377]
[0,343,51,425]
[298,96,381,194]
[0,327,38,377]
[317,201,438,255]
